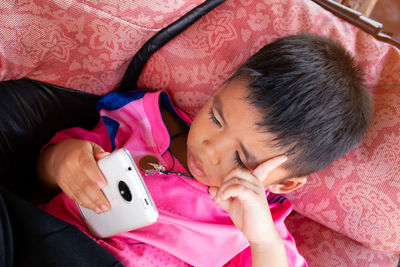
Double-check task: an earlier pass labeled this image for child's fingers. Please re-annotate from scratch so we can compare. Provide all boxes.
[94,152,110,161]
[70,175,110,213]
[214,176,258,202]
[80,151,108,189]
[215,197,232,212]
[208,187,218,198]
[57,161,110,214]
[79,178,110,213]
[218,181,262,202]
[223,168,259,185]
[92,142,110,161]
[208,187,233,212]
[75,147,110,212]
[72,188,97,212]
[59,180,98,212]
[214,183,262,212]
[252,155,287,182]
[215,168,260,197]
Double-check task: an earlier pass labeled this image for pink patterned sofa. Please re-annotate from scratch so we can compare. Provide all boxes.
[1,0,399,266]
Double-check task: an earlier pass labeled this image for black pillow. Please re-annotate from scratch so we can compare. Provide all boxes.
[0,79,101,197]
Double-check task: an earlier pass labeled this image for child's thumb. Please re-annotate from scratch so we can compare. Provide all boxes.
[91,143,109,160]
[208,187,218,198]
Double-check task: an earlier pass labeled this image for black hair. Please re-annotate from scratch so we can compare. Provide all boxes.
[229,33,372,178]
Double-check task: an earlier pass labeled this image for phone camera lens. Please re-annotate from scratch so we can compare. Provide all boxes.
[118,181,132,202]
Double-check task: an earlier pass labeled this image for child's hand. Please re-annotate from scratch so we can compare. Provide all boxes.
[38,139,110,214]
[208,156,287,246]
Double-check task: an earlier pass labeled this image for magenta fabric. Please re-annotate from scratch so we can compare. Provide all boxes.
[39,91,306,266]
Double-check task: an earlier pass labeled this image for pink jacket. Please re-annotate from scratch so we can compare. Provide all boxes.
[40,91,307,267]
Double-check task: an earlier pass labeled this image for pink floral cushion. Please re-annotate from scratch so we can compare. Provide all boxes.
[0,0,205,93]
[136,0,400,253]
[286,212,399,266]
[287,84,400,253]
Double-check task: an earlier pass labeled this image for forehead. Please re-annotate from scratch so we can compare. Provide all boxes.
[215,80,285,164]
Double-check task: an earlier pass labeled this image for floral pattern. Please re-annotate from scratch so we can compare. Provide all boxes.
[0,0,205,91]
[286,212,399,266]
[163,9,238,58]
[1,0,400,265]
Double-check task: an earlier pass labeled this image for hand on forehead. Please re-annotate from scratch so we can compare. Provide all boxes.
[252,155,288,183]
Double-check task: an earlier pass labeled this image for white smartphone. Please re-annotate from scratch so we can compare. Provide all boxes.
[77,148,158,238]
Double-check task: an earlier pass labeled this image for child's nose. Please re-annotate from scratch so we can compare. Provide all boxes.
[202,139,221,166]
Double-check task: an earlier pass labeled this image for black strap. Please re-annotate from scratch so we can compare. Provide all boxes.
[119,0,226,92]
[312,0,400,49]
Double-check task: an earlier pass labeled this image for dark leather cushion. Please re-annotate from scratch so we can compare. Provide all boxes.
[0,78,101,197]
[0,187,122,267]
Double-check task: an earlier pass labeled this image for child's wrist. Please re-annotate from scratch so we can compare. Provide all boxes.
[248,229,283,249]
[250,238,289,267]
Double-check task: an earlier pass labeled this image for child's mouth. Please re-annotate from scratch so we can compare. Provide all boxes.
[187,152,207,180]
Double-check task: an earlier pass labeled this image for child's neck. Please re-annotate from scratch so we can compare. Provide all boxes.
[160,106,189,170]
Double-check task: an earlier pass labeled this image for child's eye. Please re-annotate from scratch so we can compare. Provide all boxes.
[235,151,248,170]
[208,108,222,127]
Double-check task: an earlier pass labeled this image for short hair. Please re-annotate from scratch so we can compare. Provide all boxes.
[229,33,372,178]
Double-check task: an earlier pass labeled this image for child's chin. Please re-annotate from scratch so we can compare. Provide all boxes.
[191,174,209,186]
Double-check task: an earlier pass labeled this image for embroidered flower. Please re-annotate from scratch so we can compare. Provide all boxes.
[248,12,270,31]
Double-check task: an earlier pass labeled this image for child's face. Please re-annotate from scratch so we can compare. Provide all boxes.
[187,79,290,188]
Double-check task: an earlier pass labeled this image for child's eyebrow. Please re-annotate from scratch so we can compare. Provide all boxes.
[214,95,258,168]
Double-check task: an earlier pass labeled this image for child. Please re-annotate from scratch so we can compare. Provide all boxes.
[36,33,372,267]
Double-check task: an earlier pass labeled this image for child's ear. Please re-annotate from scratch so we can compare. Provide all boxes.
[267,176,307,194]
